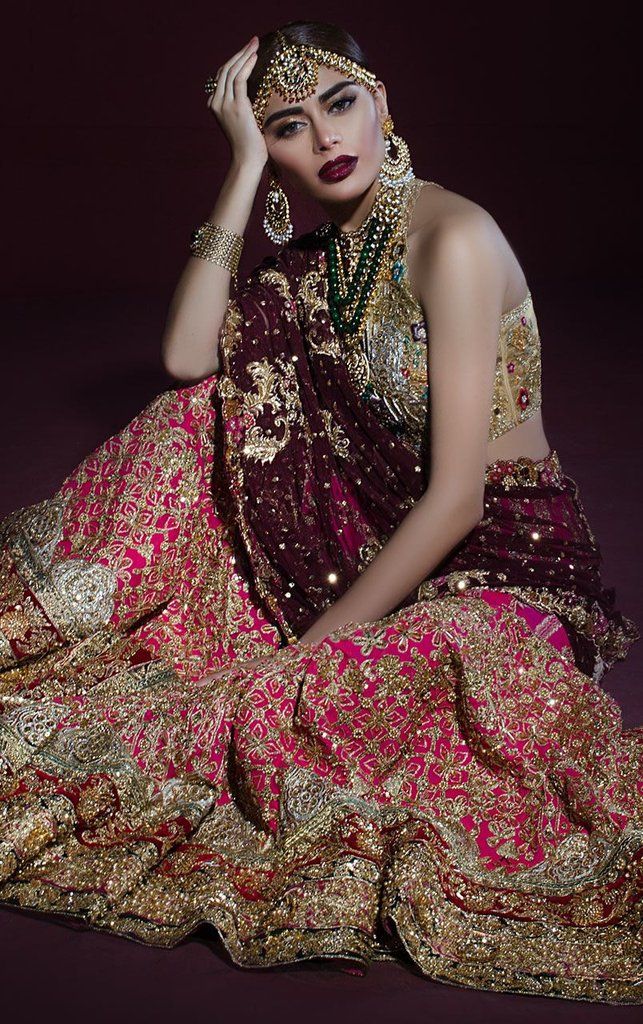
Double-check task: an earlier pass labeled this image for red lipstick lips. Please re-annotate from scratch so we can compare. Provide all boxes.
[318,155,358,182]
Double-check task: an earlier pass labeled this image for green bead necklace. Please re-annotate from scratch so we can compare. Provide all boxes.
[321,177,412,339]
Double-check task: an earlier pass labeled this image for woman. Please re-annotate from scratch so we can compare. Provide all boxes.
[0,20,641,1004]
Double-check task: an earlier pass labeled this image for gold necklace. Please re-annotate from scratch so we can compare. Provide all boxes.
[321,175,414,339]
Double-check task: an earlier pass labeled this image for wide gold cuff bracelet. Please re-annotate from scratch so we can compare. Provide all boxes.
[189,222,244,277]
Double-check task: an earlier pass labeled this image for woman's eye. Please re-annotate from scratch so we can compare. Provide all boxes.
[277,121,304,138]
[276,94,356,138]
[330,95,356,113]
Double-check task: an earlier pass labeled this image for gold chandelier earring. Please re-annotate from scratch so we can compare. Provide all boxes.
[379,114,414,187]
[263,171,293,246]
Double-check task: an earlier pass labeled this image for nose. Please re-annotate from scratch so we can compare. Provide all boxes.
[311,116,341,153]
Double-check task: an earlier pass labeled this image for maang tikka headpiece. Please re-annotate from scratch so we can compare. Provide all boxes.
[248,30,380,129]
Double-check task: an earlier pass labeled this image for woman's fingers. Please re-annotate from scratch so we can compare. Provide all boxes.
[204,36,266,167]
[224,41,258,102]
[214,39,256,92]
[206,63,225,108]
[206,38,256,106]
[231,51,258,100]
[220,38,255,77]
[195,653,268,687]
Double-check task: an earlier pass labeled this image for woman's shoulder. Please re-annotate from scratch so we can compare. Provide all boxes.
[407,180,526,306]
[410,180,504,248]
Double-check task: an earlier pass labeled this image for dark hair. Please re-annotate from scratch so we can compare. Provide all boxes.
[247,21,372,107]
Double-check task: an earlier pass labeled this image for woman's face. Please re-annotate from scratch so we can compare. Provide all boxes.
[261,65,388,205]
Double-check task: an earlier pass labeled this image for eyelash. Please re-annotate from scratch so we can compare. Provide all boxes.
[276,94,356,138]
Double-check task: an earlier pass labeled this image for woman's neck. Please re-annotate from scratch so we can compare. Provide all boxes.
[318,175,381,234]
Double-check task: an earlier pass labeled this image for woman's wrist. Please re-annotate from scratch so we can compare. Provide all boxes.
[203,159,264,243]
[189,222,244,276]
[228,156,266,186]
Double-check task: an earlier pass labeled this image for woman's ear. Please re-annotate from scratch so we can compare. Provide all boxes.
[373,80,389,122]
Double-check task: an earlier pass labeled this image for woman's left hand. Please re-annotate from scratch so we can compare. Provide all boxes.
[196,653,271,687]
[195,635,323,688]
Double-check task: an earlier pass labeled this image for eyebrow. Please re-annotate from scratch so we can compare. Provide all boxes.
[263,79,356,130]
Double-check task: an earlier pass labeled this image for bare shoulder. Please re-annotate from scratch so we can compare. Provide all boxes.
[409,182,503,250]
[407,182,528,308]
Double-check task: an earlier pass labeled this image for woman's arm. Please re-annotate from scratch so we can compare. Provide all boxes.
[298,208,507,645]
[161,162,264,381]
[161,36,266,382]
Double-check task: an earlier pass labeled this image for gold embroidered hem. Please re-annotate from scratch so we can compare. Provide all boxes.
[1,590,642,1004]
[1,767,641,1003]
[2,840,642,1005]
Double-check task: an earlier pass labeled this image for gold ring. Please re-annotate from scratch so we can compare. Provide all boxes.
[204,76,218,95]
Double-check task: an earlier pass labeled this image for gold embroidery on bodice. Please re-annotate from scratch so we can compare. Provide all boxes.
[491,293,542,440]
[336,177,431,450]
[330,177,543,454]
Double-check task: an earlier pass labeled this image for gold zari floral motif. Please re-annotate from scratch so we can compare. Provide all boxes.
[0,594,640,1003]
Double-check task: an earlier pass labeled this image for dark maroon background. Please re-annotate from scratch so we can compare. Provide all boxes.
[1,2,641,296]
[1,3,641,1021]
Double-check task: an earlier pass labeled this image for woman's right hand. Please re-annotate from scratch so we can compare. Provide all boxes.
[207,36,268,173]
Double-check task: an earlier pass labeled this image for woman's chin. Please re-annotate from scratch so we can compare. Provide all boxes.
[312,172,377,203]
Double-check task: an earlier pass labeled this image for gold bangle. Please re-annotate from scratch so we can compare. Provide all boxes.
[189,222,244,277]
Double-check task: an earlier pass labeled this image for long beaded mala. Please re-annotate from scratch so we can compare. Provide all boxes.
[320,177,411,340]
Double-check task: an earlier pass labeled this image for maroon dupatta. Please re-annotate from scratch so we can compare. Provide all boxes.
[212,231,427,642]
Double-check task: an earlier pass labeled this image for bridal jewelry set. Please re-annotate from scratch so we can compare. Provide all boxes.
[192,34,415,338]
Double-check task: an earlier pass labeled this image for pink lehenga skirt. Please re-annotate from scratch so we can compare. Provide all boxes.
[0,373,641,1004]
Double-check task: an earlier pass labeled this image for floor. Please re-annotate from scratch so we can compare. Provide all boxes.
[0,277,641,1022]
